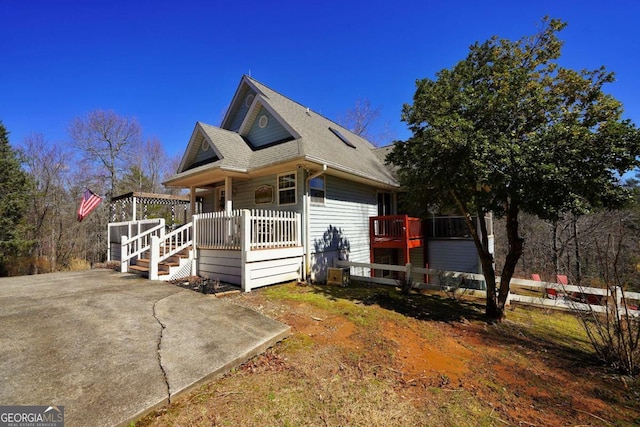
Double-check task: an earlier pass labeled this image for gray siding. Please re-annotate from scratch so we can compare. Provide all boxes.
[246,107,292,148]
[427,240,480,274]
[231,171,304,214]
[201,191,216,213]
[205,173,380,282]
[309,175,377,281]
[198,249,242,285]
[193,139,217,164]
[228,87,255,132]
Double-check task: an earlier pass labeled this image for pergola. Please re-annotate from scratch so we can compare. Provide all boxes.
[109,192,201,225]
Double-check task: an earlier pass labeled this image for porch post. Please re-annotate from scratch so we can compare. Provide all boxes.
[132,195,137,222]
[120,236,128,273]
[149,235,160,281]
[191,215,198,276]
[240,209,251,292]
[107,225,111,262]
[225,177,233,212]
[189,186,197,215]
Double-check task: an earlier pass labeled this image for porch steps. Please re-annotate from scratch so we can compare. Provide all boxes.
[128,247,192,279]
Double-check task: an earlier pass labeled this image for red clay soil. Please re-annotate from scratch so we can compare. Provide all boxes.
[138,283,640,426]
[256,290,640,426]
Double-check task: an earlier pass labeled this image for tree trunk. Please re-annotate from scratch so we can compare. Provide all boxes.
[450,191,501,321]
[552,219,559,275]
[495,203,524,320]
[573,214,582,284]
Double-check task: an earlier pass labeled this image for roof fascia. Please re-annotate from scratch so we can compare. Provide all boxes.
[199,125,224,160]
[163,163,250,188]
[177,124,202,173]
[176,122,224,174]
[302,155,399,189]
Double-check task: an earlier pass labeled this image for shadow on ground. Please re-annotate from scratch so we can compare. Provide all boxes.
[309,281,598,372]
[310,281,487,323]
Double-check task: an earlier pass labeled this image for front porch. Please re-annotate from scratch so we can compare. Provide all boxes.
[108,209,303,292]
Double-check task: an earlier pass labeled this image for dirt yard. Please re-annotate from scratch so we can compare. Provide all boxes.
[135,281,640,426]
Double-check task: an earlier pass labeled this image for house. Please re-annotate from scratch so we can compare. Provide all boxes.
[108,75,493,291]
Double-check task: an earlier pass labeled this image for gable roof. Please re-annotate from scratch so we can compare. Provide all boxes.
[165,75,399,189]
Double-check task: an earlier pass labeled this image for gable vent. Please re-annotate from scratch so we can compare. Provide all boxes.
[245,93,255,107]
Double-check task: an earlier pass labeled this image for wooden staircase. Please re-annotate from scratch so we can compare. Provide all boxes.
[128,246,193,280]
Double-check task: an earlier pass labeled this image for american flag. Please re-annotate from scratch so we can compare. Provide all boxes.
[77,189,103,222]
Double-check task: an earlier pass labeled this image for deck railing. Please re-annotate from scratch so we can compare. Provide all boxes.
[194,210,242,250]
[193,209,301,250]
[249,209,299,249]
[370,215,422,243]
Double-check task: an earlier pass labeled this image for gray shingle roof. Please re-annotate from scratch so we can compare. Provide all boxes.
[166,76,399,188]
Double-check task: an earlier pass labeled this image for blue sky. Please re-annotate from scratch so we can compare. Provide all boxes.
[1,0,639,160]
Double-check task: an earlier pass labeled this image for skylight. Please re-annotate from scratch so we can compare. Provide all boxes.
[329,127,356,148]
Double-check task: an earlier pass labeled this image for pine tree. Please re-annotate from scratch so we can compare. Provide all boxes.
[0,121,32,276]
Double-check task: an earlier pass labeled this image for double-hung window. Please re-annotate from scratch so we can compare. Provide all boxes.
[278,172,297,205]
[309,176,325,204]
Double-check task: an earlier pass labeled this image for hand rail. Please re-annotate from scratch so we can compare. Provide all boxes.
[157,222,193,264]
[120,221,165,272]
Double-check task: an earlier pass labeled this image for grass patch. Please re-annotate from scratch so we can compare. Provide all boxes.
[134,281,640,427]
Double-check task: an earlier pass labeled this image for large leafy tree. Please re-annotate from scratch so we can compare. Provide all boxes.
[388,18,640,320]
[0,121,32,276]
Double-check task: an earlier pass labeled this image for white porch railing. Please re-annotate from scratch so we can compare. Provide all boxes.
[193,209,301,250]
[194,210,242,249]
[158,222,193,262]
[119,221,166,273]
[110,210,301,283]
[249,209,300,249]
[145,222,194,280]
[107,218,165,261]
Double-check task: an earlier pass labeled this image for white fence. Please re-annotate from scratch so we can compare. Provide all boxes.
[193,209,301,250]
[335,260,640,316]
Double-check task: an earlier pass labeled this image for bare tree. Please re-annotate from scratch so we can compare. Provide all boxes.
[142,136,167,193]
[338,97,381,144]
[21,133,71,272]
[68,110,142,199]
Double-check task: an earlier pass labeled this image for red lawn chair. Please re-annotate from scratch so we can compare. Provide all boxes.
[532,274,558,299]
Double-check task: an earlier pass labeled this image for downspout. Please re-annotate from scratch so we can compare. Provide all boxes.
[304,164,327,281]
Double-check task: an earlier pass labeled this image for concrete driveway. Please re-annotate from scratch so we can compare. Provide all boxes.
[0,269,290,427]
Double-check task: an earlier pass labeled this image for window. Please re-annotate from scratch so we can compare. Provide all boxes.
[309,176,325,204]
[430,216,471,238]
[377,192,392,216]
[278,172,297,205]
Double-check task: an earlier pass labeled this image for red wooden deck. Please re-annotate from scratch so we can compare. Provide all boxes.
[369,215,424,266]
